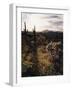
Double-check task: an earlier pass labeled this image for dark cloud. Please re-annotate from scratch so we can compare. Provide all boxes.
[48,15,62,19]
[42,14,63,19]
[49,21,63,26]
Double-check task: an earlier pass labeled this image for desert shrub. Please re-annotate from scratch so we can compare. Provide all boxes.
[46,64,56,75]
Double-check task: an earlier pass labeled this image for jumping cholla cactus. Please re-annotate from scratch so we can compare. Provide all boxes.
[46,41,62,62]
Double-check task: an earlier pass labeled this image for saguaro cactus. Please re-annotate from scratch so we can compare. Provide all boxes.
[32,26,39,75]
[24,22,27,33]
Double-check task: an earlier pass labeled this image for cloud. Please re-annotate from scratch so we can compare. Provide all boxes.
[49,21,63,26]
[42,14,63,19]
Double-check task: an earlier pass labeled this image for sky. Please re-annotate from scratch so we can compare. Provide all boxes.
[22,13,63,32]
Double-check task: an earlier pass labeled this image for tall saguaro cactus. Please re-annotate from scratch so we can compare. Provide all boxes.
[24,22,26,33]
[32,26,39,75]
[33,26,36,40]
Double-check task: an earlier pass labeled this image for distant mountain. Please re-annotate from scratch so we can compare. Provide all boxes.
[41,30,63,42]
[42,29,63,33]
[42,30,49,33]
[22,29,63,42]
